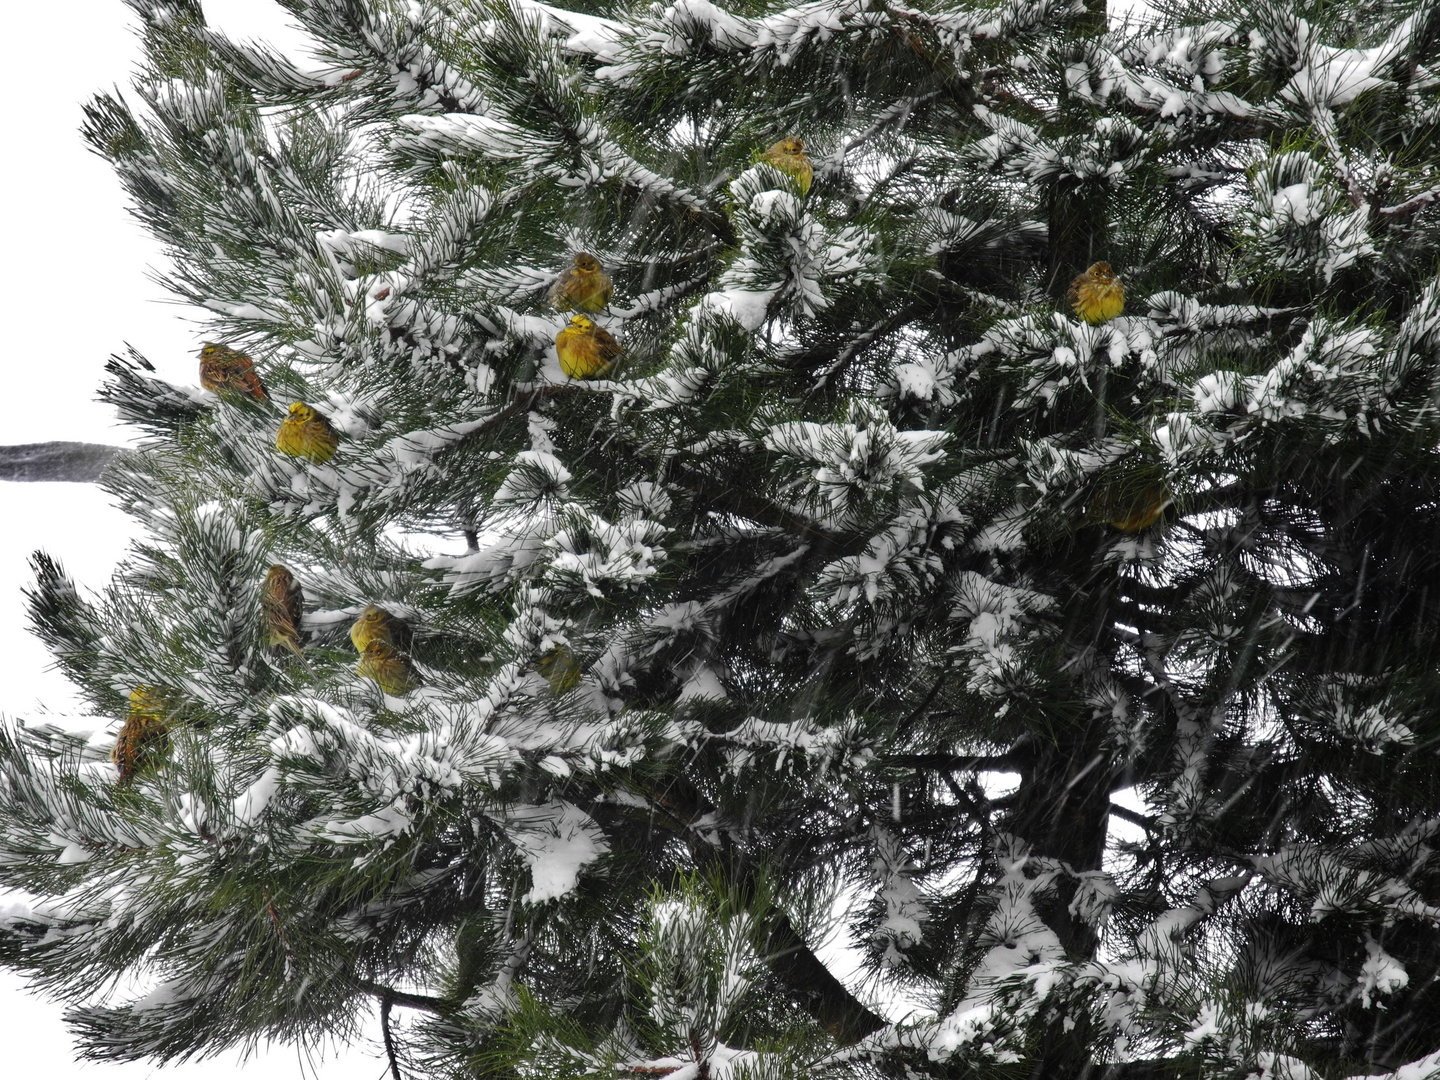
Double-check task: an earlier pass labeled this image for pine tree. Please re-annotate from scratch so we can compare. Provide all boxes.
[5,0,1440,1077]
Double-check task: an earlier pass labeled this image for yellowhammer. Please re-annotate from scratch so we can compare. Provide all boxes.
[275,401,340,462]
[262,564,304,658]
[113,686,170,783]
[548,252,614,313]
[555,314,622,379]
[1068,262,1126,325]
[761,136,813,196]
[349,604,413,654]
[537,646,581,694]
[199,342,269,401]
[1092,477,1172,532]
[357,639,420,696]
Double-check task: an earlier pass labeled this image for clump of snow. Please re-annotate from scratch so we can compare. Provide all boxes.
[504,800,609,903]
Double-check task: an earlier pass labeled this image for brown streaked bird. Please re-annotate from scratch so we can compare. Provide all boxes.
[275,401,340,463]
[349,604,413,654]
[113,686,170,784]
[537,646,581,694]
[262,564,305,658]
[357,639,420,696]
[548,252,614,314]
[1068,262,1126,325]
[199,342,268,402]
[761,136,813,196]
[555,314,622,379]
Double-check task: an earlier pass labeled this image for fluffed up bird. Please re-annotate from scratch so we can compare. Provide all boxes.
[555,314,622,379]
[199,342,268,402]
[1069,262,1126,325]
[357,639,420,696]
[1103,482,1172,532]
[761,136,813,196]
[114,686,170,783]
[275,401,339,462]
[1091,473,1172,532]
[537,645,581,694]
[350,604,413,654]
[262,564,304,658]
[548,252,613,313]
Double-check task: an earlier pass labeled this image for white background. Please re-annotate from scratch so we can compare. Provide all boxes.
[0,2,382,1076]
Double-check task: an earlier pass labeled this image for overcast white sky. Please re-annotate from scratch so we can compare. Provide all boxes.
[0,3,385,1077]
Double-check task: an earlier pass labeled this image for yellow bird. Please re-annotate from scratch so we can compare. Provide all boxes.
[555,314,622,379]
[761,136,813,196]
[275,402,340,463]
[199,342,268,402]
[548,252,614,313]
[537,646,581,694]
[1068,262,1126,325]
[357,639,420,696]
[1093,477,1172,532]
[262,564,304,658]
[350,604,413,654]
[113,686,170,784]
[1106,484,1171,532]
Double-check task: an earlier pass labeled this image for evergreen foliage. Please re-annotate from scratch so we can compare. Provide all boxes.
[6,0,1440,1076]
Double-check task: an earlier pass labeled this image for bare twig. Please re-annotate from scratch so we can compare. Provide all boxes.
[380,990,402,1080]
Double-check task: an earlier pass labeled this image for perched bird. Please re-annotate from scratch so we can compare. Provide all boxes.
[761,136,813,196]
[199,342,268,402]
[1105,484,1172,532]
[1068,262,1126,325]
[548,252,614,313]
[357,639,420,696]
[555,314,622,379]
[262,564,305,658]
[1093,477,1172,532]
[350,604,413,654]
[537,646,581,694]
[113,686,170,783]
[275,401,339,463]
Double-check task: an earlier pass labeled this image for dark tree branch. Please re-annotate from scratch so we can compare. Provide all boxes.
[0,442,122,483]
[881,753,1020,772]
[380,990,403,1080]
[354,979,449,1016]
[1108,803,1158,832]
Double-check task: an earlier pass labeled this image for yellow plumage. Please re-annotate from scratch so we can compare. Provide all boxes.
[761,136,813,196]
[113,686,170,783]
[357,639,420,696]
[199,342,268,402]
[275,401,340,463]
[1092,477,1172,532]
[350,604,413,654]
[1068,262,1126,325]
[537,646,582,694]
[555,314,622,379]
[548,253,614,313]
[262,564,304,658]
[1105,485,1171,532]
